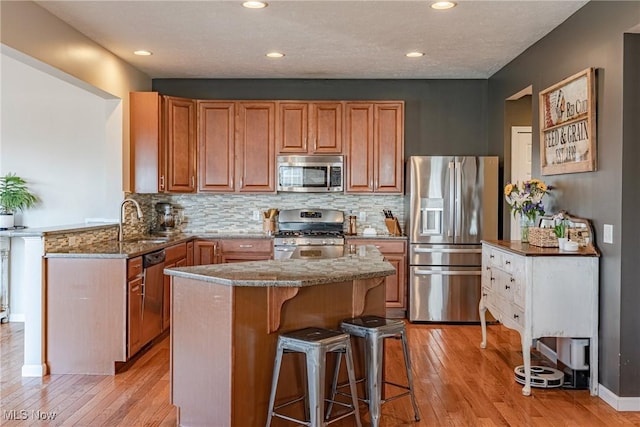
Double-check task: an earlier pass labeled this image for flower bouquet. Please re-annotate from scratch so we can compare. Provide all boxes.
[504,179,552,242]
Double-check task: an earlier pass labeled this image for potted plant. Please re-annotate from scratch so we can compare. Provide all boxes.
[553,212,568,250]
[0,173,38,229]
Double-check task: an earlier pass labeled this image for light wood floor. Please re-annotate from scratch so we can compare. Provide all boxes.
[2,321,639,426]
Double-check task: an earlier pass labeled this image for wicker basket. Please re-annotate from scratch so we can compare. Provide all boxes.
[568,228,590,247]
[528,227,559,247]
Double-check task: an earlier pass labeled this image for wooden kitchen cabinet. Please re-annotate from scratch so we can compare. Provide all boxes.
[219,238,272,263]
[277,102,343,154]
[236,102,276,192]
[163,242,188,331]
[198,101,236,192]
[345,102,404,193]
[347,238,407,318]
[127,256,144,358]
[193,239,220,265]
[130,92,196,193]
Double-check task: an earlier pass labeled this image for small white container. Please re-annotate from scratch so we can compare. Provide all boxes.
[557,237,568,250]
[563,240,579,252]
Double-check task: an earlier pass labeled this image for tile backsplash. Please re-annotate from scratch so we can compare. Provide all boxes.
[130,193,406,236]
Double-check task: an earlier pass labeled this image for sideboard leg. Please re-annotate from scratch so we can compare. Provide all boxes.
[521,332,532,396]
[479,298,487,349]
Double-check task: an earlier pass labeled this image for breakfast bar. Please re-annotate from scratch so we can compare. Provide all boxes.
[164,245,395,427]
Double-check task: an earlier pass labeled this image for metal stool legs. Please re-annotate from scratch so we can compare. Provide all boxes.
[329,316,420,427]
[266,327,362,427]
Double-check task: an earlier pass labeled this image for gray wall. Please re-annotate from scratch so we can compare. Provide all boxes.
[152,79,489,158]
[621,33,640,396]
[488,2,640,396]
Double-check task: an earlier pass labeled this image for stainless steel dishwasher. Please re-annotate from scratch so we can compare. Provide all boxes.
[142,249,165,347]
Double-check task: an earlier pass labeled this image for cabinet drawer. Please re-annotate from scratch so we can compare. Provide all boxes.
[504,305,524,331]
[348,239,405,254]
[128,256,143,279]
[165,242,187,264]
[488,248,502,267]
[220,239,272,253]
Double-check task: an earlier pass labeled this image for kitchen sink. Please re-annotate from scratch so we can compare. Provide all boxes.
[126,237,170,244]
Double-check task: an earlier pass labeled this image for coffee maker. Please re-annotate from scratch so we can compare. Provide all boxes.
[154,202,180,235]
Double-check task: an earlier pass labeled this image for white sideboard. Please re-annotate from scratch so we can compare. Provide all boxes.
[479,240,600,396]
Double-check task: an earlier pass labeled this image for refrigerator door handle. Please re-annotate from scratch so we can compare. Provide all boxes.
[413,247,481,254]
[455,161,462,239]
[414,269,481,276]
[448,161,455,238]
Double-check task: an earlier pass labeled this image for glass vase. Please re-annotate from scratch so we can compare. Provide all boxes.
[520,213,535,243]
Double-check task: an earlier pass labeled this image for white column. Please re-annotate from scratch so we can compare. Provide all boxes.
[20,236,47,377]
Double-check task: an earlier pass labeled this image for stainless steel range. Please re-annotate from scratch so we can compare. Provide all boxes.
[274,209,345,260]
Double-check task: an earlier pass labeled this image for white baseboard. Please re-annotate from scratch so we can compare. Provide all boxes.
[21,363,47,377]
[536,340,557,364]
[598,384,640,411]
[8,313,25,322]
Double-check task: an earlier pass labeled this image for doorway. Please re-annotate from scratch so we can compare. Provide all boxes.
[510,126,532,240]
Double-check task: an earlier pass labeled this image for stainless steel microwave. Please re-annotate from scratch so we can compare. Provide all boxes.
[277,155,344,192]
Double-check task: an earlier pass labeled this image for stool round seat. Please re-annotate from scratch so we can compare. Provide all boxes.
[266,327,362,427]
[330,316,420,427]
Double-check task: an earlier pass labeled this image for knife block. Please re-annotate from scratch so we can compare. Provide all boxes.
[384,218,402,236]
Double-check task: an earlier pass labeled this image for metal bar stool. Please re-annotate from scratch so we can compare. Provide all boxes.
[327,316,420,427]
[266,327,362,427]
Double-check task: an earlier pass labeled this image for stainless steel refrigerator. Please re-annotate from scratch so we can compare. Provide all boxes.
[406,156,498,322]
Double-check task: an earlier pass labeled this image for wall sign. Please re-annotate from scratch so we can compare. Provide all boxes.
[539,68,596,175]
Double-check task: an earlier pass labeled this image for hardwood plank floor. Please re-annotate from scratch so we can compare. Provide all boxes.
[2,321,639,426]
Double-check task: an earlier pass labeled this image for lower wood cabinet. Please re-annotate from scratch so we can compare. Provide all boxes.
[127,256,144,358]
[346,238,407,318]
[194,238,272,265]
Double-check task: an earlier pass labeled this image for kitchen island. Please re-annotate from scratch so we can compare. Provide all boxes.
[164,245,395,427]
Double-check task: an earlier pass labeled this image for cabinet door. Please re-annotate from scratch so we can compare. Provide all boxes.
[186,241,194,266]
[374,103,404,193]
[165,96,197,193]
[130,92,162,193]
[383,254,406,310]
[309,102,343,154]
[194,240,219,265]
[277,102,308,153]
[198,101,236,192]
[163,257,186,331]
[128,276,143,357]
[236,102,276,193]
[345,103,374,192]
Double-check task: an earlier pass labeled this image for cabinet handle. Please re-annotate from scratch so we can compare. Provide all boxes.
[192,176,195,188]
[370,179,373,189]
[505,285,511,290]
[375,179,378,189]
[513,314,519,319]
[485,266,490,270]
[230,177,234,189]
[132,285,140,292]
[240,177,244,189]
[489,255,495,259]
[510,277,515,282]
[490,277,495,281]
[482,292,487,297]
[314,138,317,152]
[239,244,254,248]
[505,260,511,265]
[160,175,165,190]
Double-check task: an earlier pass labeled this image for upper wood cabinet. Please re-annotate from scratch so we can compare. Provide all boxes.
[345,102,404,193]
[236,102,276,193]
[165,96,197,193]
[277,102,343,154]
[198,101,236,192]
[130,92,196,193]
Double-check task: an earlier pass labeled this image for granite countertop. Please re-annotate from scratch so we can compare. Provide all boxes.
[164,245,395,287]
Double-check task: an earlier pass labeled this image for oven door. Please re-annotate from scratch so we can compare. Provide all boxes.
[274,245,344,260]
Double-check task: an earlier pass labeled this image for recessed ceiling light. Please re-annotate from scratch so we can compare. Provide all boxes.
[431,1,457,10]
[406,52,425,58]
[266,52,284,58]
[133,50,153,56]
[243,1,268,9]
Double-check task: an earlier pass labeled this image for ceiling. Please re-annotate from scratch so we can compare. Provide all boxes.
[36,0,591,79]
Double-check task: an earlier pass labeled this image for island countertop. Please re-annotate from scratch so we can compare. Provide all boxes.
[164,245,395,287]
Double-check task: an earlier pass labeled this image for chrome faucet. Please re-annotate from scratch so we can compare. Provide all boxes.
[118,198,144,242]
